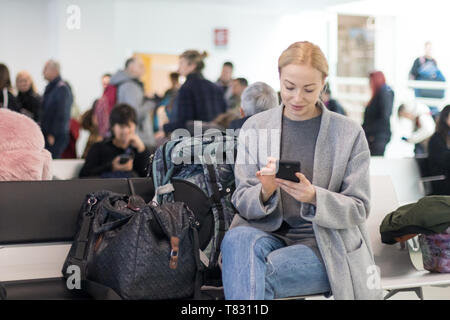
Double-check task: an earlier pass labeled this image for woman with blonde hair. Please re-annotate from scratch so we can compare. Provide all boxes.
[221,41,382,300]
[16,71,42,122]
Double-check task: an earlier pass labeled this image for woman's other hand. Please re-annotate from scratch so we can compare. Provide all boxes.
[276,173,317,205]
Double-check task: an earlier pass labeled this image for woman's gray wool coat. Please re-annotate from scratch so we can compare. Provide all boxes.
[230,102,383,300]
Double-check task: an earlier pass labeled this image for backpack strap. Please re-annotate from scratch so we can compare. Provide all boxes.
[191,221,204,300]
[205,164,226,266]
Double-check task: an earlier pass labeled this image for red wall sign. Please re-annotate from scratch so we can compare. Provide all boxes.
[214,28,228,47]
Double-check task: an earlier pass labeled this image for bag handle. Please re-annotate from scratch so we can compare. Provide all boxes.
[191,223,204,300]
[74,195,98,261]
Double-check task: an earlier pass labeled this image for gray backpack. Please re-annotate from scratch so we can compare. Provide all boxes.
[148,132,238,272]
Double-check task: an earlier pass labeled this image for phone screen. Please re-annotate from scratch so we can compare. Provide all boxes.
[276,160,301,182]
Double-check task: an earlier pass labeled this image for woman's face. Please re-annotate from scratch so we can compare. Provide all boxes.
[16,75,31,92]
[446,113,450,128]
[178,57,196,77]
[112,122,136,144]
[280,64,324,121]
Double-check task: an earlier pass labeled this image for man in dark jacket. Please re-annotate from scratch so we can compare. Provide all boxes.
[41,60,73,159]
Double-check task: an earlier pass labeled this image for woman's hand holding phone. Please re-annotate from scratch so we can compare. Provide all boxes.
[256,157,277,202]
[275,173,316,205]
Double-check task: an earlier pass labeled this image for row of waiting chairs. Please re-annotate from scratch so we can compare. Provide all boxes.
[0,157,448,299]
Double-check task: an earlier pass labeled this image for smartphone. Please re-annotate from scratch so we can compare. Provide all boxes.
[119,153,133,164]
[276,160,301,182]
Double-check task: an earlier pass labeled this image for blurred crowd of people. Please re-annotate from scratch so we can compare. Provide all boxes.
[0,42,448,194]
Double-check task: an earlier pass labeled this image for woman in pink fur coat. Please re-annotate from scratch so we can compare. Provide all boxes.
[0,108,52,180]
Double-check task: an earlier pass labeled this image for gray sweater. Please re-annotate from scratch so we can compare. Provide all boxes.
[271,114,322,260]
[231,102,382,300]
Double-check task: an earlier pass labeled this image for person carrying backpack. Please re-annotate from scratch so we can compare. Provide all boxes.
[108,56,156,149]
[409,42,446,103]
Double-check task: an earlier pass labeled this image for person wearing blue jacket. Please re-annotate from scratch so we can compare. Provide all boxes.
[159,50,228,136]
[41,60,73,159]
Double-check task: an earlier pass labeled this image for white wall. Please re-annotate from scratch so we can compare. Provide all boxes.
[7,0,449,115]
[1,0,336,112]
[0,0,52,93]
[114,1,333,90]
[53,0,117,111]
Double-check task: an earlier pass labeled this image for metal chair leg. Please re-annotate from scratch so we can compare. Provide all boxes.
[384,287,424,300]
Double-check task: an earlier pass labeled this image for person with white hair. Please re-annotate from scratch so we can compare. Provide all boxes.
[228,81,278,130]
[398,100,435,155]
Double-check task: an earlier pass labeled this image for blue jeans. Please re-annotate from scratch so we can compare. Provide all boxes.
[221,226,331,300]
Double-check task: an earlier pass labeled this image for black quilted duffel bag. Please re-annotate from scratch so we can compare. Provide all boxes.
[62,190,203,300]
